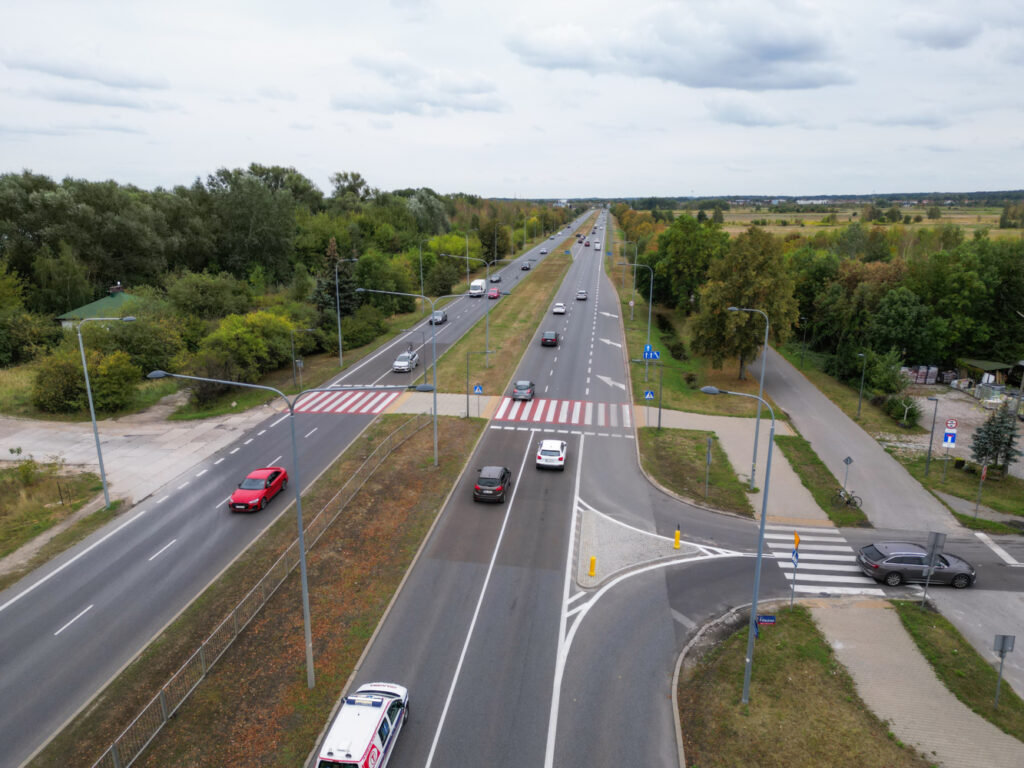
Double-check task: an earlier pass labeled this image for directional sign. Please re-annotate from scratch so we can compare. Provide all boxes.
[946,418,958,430]
[792,549,799,566]
[943,430,956,446]
[757,615,776,625]
[644,390,655,400]
[644,344,652,352]
[794,532,800,549]
[643,350,660,360]
[473,384,483,395]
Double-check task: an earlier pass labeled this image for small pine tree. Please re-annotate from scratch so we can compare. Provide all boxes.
[970,404,1021,470]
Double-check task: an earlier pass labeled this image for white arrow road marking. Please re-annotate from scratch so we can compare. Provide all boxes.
[598,311,619,318]
[598,338,622,348]
[595,375,626,391]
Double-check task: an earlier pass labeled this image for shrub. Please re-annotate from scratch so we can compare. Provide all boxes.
[340,305,387,350]
[884,395,921,427]
[92,350,141,412]
[655,313,674,334]
[32,347,90,413]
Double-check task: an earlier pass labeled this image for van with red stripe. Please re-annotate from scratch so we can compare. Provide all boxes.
[317,682,409,768]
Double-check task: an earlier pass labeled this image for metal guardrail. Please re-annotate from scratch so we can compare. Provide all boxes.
[89,413,429,768]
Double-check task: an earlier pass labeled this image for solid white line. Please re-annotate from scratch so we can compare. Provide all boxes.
[54,604,94,636]
[148,538,178,562]
[214,458,224,465]
[424,434,535,768]
[975,531,1023,565]
[776,562,863,572]
[196,469,208,478]
[218,497,230,508]
[0,508,153,614]
[783,572,878,583]
[270,415,288,428]
[304,427,318,438]
[771,552,856,561]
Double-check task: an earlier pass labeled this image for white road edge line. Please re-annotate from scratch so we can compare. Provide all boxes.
[304,427,318,438]
[148,538,178,562]
[423,431,536,768]
[54,603,94,636]
[270,455,282,466]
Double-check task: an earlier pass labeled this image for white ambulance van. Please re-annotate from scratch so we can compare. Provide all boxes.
[317,682,409,768]
[469,278,486,296]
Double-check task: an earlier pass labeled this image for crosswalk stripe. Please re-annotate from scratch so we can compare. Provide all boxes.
[571,401,582,424]
[622,405,631,428]
[793,585,885,596]
[546,400,558,421]
[598,403,606,426]
[769,543,852,553]
[783,572,878,584]
[360,392,389,413]
[776,562,864,573]
[772,552,857,562]
[371,392,399,413]
[558,401,569,423]
[508,400,523,419]
[298,391,333,411]
[495,397,511,419]
[330,390,362,412]
[765,524,844,535]
[585,402,593,425]
[610,404,618,427]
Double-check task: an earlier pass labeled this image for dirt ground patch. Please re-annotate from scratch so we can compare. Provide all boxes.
[880,386,1024,481]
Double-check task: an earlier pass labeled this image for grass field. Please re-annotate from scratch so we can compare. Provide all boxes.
[891,450,1024,519]
[774,434,871,527]
[637,427,754,517]
[678,605,933,768]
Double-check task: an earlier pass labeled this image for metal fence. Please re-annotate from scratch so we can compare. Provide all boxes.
[90,413,429,768]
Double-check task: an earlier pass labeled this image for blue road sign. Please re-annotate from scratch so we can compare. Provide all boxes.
[757,615,776,625]
[564,250,570,255]
[473,384,483,395]
[644,344,652,352]
[943,431,956,446]
[643,350,660,360]
[644,390,655,400]
[792,549,799,566]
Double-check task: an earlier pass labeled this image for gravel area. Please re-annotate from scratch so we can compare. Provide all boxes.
[876,385,1024,480]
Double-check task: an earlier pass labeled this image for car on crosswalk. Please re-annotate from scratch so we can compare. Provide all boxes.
[511,380,535,400]
[857,541,976,588]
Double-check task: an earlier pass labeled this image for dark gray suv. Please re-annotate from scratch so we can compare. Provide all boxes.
[473,466,512,503]
[857,541,976,588]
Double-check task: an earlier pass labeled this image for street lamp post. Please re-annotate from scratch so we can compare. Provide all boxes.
[76,315,136,508]
[799,316,808,369]
[357,288,451,466]
[334,257,358,369]
[728,307,770,491]
[402,327,429,385]
[701,385,776,705]
[290,327,316,389]
[618,261,654,381]
[925,396,939,476]
[857,352,868,419]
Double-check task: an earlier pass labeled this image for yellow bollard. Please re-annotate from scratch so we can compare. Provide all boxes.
[674,526,681,550]
[589,556,596,577]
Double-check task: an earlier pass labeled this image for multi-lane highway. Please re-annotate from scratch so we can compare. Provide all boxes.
[0,213,590,768]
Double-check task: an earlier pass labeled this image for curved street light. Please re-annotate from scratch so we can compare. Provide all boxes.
[728,307,770,491]
[77,315,136,508]
[701,385,776,705]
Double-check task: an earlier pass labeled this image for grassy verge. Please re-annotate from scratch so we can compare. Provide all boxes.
[889,450,1024,518]
[434,252,574,394]
[949,511,1020,534]
[637,427,754,516]
[893,600,1024,741]
[0,500,125,592]
[776,342,926,438]
[0,461,103,558]
[774,434,871,527]
[678,605,932,768]
[31,414,484,768]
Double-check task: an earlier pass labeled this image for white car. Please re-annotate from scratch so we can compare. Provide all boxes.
[540,248,548,254]
[552,302,566,314]
[392,350,419,372]
[536,439,567,470]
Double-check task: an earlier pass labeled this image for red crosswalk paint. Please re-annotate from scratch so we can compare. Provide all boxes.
[492,398,632,428]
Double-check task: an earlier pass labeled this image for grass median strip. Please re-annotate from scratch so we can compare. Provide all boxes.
[637,427,754,517]
[678,605,933,768]
[774,434,871,527]
[893,600,1024,741]
[31,414,484,768]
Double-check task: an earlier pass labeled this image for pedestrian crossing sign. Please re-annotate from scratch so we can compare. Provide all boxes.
[473,384,484,394]
[644,390,655,400]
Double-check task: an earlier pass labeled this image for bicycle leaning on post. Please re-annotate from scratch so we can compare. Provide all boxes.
[832,487,862,508]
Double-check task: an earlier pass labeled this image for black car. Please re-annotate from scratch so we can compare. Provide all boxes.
[473,465,512,502]
[490,273,502,283]
[428,310,447,324]
[540,331,559,347]
[521,262,531,270]
[857,541,976,588]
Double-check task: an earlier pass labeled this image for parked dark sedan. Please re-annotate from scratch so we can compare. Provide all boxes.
[857,541,976,588]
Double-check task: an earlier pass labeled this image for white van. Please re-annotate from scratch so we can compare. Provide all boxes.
[317,682,409,768]
[469,278,486,296]
[593,241,601,249]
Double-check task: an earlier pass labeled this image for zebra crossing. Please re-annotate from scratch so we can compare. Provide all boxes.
[764,525,884,597]
[292,389,401,415]
[494,397,632,429]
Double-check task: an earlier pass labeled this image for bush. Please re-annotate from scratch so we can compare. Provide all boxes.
[92,350,141,411]
[655,313,674,334]
[340,305,387,350]
[884,395,921,426]
[32,347,90,413]
[660,335,687,360]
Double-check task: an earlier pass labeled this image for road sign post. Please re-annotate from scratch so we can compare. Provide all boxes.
[921,531,946,606]
[842,456,853,492]
[994,634,1016,707]
[705,436,712,499]
[975,463,989,517]
[790,532,800,607]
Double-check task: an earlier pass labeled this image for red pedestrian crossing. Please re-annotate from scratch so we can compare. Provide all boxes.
[293,389,401,415]
[493,397,632,428]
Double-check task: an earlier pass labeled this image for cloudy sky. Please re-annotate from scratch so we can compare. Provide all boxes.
[2,0,1022,198]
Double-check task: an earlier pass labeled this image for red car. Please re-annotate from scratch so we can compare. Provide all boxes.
[487,287,500,299]
[229,467,288,512]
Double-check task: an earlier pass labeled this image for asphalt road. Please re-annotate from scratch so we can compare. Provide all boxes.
[0,213,591,768]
